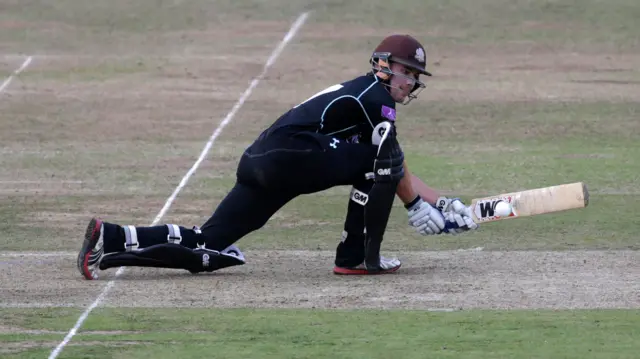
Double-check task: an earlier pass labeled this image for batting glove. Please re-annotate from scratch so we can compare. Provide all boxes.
[406,197,446,235]
[436,197,479,234]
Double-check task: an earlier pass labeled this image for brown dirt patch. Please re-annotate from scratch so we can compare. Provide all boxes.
[1,250,638,310]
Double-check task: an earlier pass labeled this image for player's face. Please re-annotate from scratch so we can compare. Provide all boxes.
[388,62,420,103]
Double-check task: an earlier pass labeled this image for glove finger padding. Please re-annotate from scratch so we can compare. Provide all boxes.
[449,201,478,230]
[417,223,437,235]
[426,214,445,233]
[407,198,445,236]
[450,212,467,227]
[462,215,478,230]
[450,200,472,217]
[443,212,466,235]
[437,197,480,232]
[408,206,431,227]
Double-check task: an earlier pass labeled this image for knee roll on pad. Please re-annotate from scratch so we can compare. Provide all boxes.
[371,122,404,183]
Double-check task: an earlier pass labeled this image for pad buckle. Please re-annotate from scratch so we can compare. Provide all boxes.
[167,235,182,244]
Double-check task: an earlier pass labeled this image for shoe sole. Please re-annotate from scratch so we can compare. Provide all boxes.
[77,218,102,280]
[333,264,401,275]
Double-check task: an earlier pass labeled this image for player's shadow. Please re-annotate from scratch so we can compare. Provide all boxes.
[100,269,247,281]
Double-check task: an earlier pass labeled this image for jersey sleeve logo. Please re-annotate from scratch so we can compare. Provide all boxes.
[381,105,396,121]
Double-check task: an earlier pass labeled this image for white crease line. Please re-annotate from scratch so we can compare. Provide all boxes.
[48,11,310,359]
[0,56,33,94]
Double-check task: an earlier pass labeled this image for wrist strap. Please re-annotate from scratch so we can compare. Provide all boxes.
[405,195,422,210]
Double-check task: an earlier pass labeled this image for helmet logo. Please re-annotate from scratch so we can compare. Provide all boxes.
[415,47,425,63]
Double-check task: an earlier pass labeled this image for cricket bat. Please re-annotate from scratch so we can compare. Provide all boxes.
[468,182,589,223]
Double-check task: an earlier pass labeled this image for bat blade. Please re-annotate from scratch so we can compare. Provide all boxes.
[470,182,589,223]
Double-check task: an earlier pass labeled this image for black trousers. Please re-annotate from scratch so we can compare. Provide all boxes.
[201,129,377,255]
[102,128,382,267]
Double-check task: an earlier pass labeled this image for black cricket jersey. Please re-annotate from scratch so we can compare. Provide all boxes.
[265,73,397,145]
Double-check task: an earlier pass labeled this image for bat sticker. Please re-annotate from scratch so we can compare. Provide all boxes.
[473,196,517,221]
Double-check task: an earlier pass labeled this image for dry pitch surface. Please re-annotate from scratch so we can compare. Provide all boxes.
[1,249,639,310]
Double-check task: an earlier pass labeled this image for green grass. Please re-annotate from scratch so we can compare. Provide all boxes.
[0,0,306,54]
[0,0,306,31]
[400,101,640,143]
[236,192,637,251]
[307,0,640,51]
[2,308,639,358]
[1,308,82,330]
[2,0,639,55]
[0,194,163,250]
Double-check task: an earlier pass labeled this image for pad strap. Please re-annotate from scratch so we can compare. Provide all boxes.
[123,225,139,252]
[166,224,182,244]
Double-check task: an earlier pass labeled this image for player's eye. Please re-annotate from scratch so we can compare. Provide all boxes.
[403,69,418,79]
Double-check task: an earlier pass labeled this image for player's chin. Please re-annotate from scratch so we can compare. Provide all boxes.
[398,96,410,104]
[398,91,412,103]
[392,93,408,103]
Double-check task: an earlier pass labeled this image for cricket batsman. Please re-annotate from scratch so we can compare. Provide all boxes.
[77,34,478,280]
